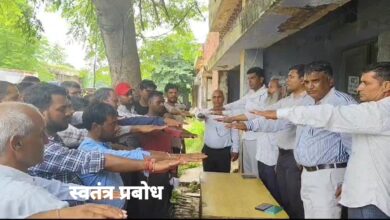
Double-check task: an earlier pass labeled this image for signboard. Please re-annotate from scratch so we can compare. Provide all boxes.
[347,76,360,95]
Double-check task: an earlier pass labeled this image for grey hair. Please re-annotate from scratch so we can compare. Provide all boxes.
[269,75,287,88]
[0,102,38,155]
[267,75,288,104]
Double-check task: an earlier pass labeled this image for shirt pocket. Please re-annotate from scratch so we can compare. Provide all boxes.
[215,125,230,137]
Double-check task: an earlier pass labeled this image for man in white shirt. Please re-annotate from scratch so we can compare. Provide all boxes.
[0,102,126,218]
[115,82,138,118]
[198,90,239,172]
[213,67,268,176]
[255,77,285,204]
[230,61,356,218]
[251,62,390,219]
[220,64,307,218]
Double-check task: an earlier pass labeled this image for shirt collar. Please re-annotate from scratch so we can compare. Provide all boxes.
[247,84,267,94]
[291,90,307,99]
[378,96,390,103]
[316,87,335,105]
[84,137,112,149]
[0,165,34,184]
[49,134,64,145]
[256,85,267,93]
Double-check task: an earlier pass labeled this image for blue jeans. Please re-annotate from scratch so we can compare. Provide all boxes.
[348,205,389,219]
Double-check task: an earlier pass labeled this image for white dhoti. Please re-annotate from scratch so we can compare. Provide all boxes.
[242,139,258,177]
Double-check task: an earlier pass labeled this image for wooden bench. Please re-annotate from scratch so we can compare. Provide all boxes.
[200,172,289,219]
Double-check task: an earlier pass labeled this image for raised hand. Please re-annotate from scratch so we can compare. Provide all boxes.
[225,122,248,131]
[215,116,234,123]
[133,125,167,133]
[164,118,184,127]
[181,131,198,139]
[209,110,224,115]
[153,159,181,173]
[179,153,207,162]
[249,110,278,120]
[181,111,194,118]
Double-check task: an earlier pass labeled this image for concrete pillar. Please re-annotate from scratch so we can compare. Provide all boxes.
[218,71,229,105]
[239,49,263,97]
[200,75,208,109]
[211,70,219,91]
[378,31,390,62]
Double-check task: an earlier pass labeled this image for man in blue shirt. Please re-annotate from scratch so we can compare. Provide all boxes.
[79,102,183,208]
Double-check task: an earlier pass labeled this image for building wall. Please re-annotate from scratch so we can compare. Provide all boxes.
[263,0,390,92]
[227,68,240,103]
[203,32,220,63]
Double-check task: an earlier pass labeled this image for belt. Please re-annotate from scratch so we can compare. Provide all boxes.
[303,162,347,172]
[279,148,293,155]
[204,145,231,151]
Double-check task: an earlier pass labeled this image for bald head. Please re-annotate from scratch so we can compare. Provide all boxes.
[212,89,224,97]
[0,102,47,171]
[0,102,43,122]
[212,90,225,108]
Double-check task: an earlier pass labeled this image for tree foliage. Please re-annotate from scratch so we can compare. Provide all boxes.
[140,31,200,104]
[48,0,205,53]
[0,0,206,89]
[0,0,82,82]
[47,0,205,86]
[0,0,52,81]
[0,0,43,39]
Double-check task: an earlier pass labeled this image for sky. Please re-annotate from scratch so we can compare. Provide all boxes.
[36,4,209,70]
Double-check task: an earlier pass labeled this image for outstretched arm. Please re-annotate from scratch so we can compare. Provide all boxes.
[277,100,390,134]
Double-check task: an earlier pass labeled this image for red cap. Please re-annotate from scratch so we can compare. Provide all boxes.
[115,82,132,96]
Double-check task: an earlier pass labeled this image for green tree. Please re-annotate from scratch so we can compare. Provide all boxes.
[153,56,195,105]
[48,0,205,86]
[44,43,67,65]
[0,0,43,39]
[140,31,200,105]
[0,0,78,82]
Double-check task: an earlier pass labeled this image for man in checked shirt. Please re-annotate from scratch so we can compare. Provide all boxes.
[22,83,183,189]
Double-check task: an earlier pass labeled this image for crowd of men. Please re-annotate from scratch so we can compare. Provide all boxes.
[0,77,206,218]
[0,60,389,219]
[196,61,390,219]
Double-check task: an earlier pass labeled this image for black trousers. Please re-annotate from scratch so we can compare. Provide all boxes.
[121,172,173,219]
[257,161,282,205]
[202,144,231,173]
[276,149,304,218]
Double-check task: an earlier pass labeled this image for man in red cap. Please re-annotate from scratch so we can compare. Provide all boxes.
[115,82,137,117]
